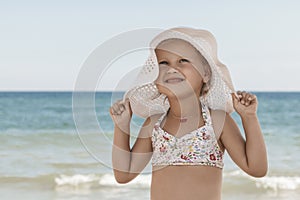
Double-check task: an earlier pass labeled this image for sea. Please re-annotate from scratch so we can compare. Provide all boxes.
[0,91,299,200]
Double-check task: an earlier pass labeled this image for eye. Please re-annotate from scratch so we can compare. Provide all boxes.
[159,61,168,65]
[179,58,190,63]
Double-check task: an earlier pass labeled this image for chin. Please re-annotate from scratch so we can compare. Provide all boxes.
[158,84,198,100]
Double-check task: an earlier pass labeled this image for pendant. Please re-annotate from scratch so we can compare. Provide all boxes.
[179,117,188,123]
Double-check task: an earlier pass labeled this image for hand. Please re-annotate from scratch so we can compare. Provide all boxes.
[231,91,258,116]
[110,99,132,134]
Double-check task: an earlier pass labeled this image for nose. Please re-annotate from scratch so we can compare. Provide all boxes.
[166,66,179,74]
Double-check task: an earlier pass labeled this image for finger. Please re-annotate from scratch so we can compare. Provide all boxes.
[231,93,238,101]
[116,103,125,115]
[110,106,119,116]
[246,93,252,100]
[241,91,247,98]
[249,94,257,103]
[118,100,128,114]
[240,91,248,104]
[119,104,125,112]
[231,93,236,102]
[110,106,118,115]
[236,91,243,100]
[232,92,239,99]
[112,103,122,115]
[244,93,251,105]
[231,93,239,107]
[124,99,130,109]
[124,99,132,115]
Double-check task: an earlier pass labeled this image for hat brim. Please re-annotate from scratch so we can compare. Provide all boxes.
[125,27,235,118]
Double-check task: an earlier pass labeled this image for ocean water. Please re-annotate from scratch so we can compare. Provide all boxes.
[0,92,300,200]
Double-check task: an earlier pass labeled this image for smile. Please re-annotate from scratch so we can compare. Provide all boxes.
[165,78,185,84]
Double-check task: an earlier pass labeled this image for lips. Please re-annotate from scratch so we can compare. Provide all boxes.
[165,78,185,84]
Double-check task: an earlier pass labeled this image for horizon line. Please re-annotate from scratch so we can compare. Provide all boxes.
[0,90,300,93]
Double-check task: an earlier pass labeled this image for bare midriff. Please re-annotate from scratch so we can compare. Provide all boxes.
[151,165,222,200]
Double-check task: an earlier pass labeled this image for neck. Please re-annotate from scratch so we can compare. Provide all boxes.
[167,93,201,122]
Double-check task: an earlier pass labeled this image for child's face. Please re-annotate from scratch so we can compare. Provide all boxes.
[154,39,210,98]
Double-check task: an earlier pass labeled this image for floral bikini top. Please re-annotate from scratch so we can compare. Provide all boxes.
[151,102,224,169]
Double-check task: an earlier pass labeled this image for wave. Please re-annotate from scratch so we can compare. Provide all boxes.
[224,170,300,192]
[0,173,151,190]
[254,176,300,191]
[0,172,299,192]
[55,174,100,189]
[55,173,151,189]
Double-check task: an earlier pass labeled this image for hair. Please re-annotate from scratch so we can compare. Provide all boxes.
[199,55,212,96]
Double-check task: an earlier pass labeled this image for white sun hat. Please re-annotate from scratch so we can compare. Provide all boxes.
[124,27,235,118]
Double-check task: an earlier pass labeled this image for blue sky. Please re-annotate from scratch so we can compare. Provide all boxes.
[0,0,299,91]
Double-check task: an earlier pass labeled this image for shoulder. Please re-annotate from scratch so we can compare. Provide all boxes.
[223,112,239,130]
[220,112,242,142]
[209,110,239,139]
[209,109,227,139]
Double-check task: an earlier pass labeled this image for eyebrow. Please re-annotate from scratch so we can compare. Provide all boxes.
[157,58,167,62]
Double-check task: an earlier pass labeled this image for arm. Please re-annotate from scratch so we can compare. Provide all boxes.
[220,91,268,177]
[110,99,157,183]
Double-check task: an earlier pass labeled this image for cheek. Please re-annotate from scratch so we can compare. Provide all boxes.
[186,70,204,89]
[154,67,167,86]
[154,74,164,92]
[154,73,163,85]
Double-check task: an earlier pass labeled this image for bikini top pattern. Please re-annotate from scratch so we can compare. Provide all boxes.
[151,102,224,169]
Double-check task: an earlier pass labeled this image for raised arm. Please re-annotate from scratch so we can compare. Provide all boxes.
[110,99,158,183]
[220,91,268,177]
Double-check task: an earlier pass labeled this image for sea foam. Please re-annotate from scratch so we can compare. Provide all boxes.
[54,173,151,189]
[224,170,300,192]
[254,176,300,192]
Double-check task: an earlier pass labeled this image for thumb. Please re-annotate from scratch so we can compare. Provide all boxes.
[231,93,239,106]
[124,99,132,115]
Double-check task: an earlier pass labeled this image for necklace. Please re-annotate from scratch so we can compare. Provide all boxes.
[176,116,188,123]
[167,111,200,123]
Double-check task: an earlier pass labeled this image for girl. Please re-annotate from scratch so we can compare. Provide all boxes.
[110,27,267,200]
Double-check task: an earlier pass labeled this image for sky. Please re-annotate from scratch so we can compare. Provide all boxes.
[0,0,300,91]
